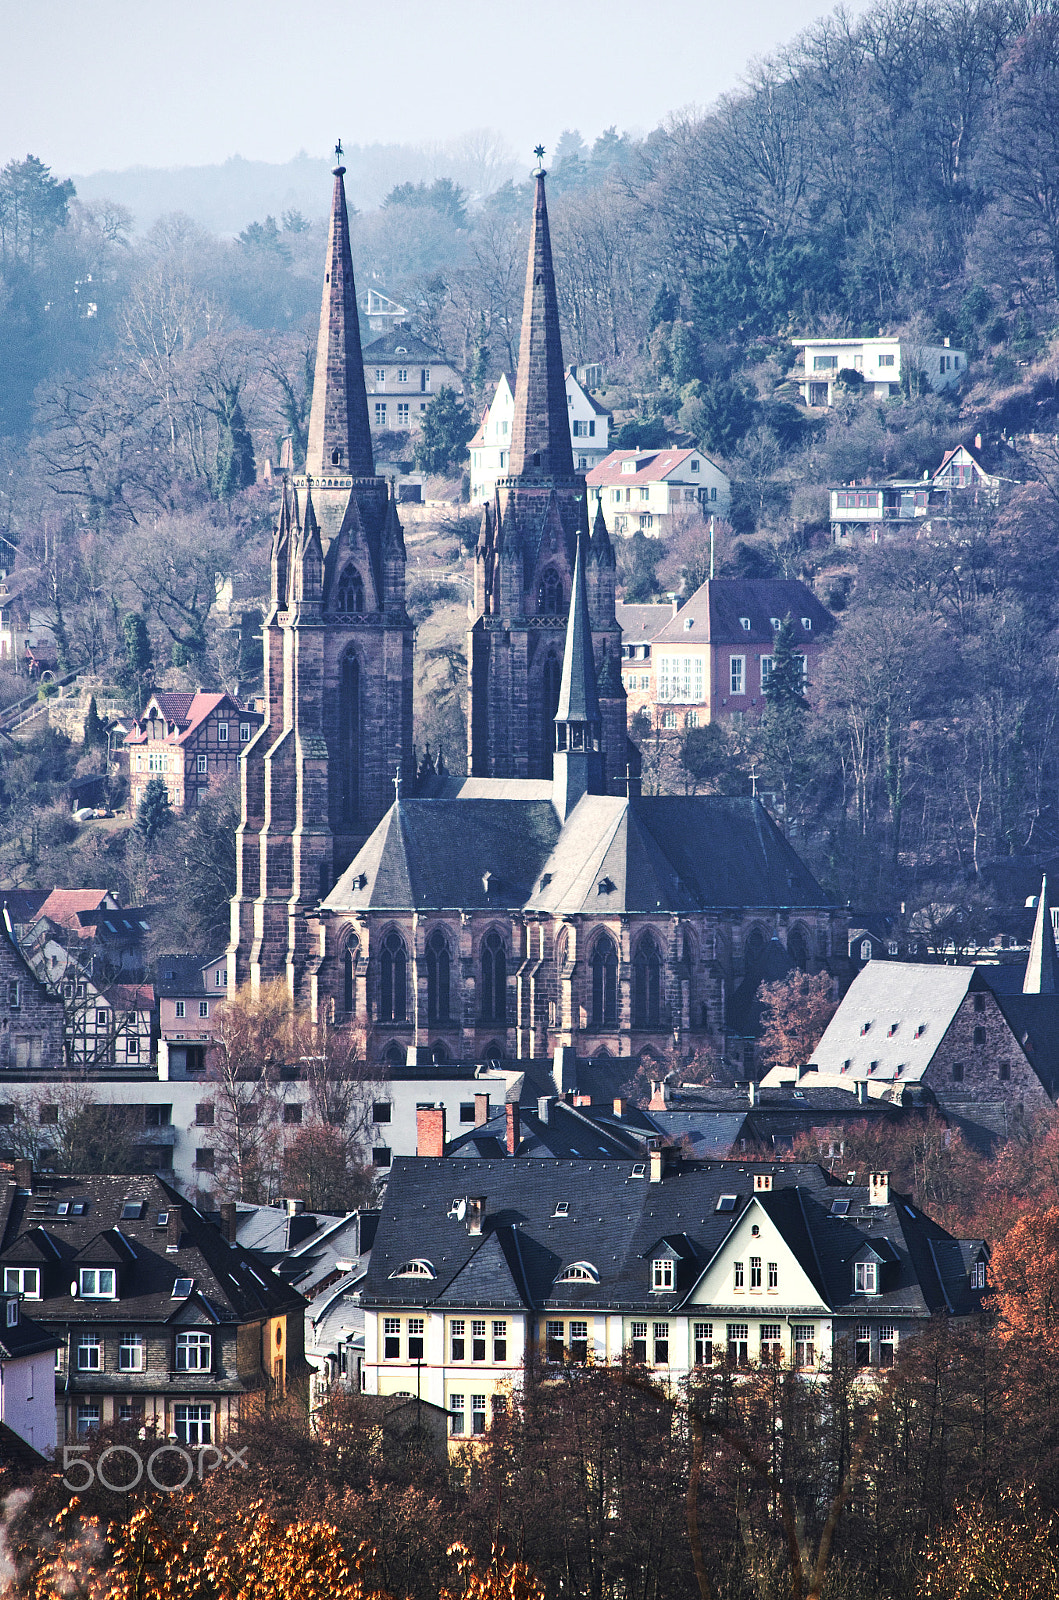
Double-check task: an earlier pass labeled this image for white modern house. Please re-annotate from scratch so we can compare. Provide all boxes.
[469,370,612,503]
[586,447,730,536]
[794,336,967,407]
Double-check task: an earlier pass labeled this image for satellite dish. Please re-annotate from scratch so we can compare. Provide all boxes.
[448,1198,467,1222]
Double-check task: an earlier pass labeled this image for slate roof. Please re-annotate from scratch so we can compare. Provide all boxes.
[994,994,1059,1098]
[155,954,225,999]
[325,791,830,918]
[776,962,980,1085]
[363,1157,985,1322]
[125,692,245,749]
[653,579,835,648]
[0,1173,303,1327]
[362,329,446,363]
[616,602,678,646]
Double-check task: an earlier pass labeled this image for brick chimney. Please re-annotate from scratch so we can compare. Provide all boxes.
[13,1159,32,1193]
[166,1209,183,1252]
[538,1097,551,1123]
[648,1079,670,1111]
[612,1098,624,1118]
[869,1171,890,1207]
[219,1201,237,1244]
[573,1093,592,1107]
[417,1105,446,1158]
[649,1145,666,1184]
[506,1102,521,1155]
[474,1092,490,1127]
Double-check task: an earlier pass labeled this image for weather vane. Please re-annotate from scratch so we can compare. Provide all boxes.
[335,138,344,164]
[534,144,546,172]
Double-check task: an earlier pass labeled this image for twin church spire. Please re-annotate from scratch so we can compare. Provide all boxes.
[305,158,375,479]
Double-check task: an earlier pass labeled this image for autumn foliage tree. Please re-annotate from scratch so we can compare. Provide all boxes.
[756,970,838,1077]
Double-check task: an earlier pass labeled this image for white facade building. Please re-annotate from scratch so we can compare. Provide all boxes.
[586,448,730,537]
[469,371,612,503]
[795,336,967,407]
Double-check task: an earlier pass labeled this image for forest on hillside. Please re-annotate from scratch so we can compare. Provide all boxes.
[5,0,1059,936]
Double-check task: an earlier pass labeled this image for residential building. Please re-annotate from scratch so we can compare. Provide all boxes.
[363,289,409,335]
[0,574,33,670]
[469,369,612,504]
[762,945,1059,1145]
[627,578,835,731]
[830,445,1003,542]
[156,953,229,1079]
[794,336,967,408]
[361,326,463,435]
[124,691,263,813]
[0,1293,60,1459]
[616,601,677,723]
[586,448,729,536]
[361,1156,987,1440]
[0,1163,305,1447]
[0,917,66,1071]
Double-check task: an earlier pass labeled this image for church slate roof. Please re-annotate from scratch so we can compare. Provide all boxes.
[325,791,831,917]
[362,1157,986,1322]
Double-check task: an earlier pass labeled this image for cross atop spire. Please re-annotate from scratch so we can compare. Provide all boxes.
[304,162,374,479]
[334,138,344,167]
[508,167,575,482]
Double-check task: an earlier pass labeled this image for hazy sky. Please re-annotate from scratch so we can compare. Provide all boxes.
[4,0,855,178]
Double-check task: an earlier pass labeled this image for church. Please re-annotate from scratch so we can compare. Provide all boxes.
[228,153,847,1067]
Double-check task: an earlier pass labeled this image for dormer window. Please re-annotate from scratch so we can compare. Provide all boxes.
[683,617,694,630]
[557,1261,599,1283]
[802,617,812,630]
[971,1260,986,1290]
[740,617,751,631]
[770,617,780,630]
[854,1260,879,1294]
[390,1259,436,1279]
[652,1258,674,1291]
[6,1300,17,1328]
[80,1268,116,1299]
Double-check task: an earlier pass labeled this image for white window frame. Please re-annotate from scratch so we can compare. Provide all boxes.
[652,1257,674,1291]
[77,1334,102,1371]
[3,1267,39,1299]
[730,656,745,695]
[119,1331,145,1371]
[174,1403,212,1445]
[854,1260,879,1295]
[79,1267,116,1299]
[175,1000,185,1019]
[174,1330,212,1372]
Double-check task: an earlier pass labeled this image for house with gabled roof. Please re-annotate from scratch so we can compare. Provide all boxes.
[361,326,463,437]
[0,1161,305,1447]
[470,369,613,504]
[123,690,262,812]
[586,447,729,536]
[361,1155,987,1442]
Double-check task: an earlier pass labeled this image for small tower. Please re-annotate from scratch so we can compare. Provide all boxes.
[552,535,604,820]
[1025,874,1059,994]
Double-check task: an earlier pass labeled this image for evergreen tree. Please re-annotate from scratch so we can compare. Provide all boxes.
[759,616,811,819]
[82,695,106,751]
[213,385,256,499]
[766,617,810,712]
[415,386,475,474]
[118,613,153,712]
[135,776,172,847]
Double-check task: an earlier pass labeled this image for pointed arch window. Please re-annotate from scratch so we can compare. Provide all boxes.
[380,932,407,1023]
[538,569,563,615]
[336,567,365,615]
[343,939,359,1015]
[633,935,662,1029]
[787,925,809,971]
[744,927,767,971]
[426,929,451,1024]
[339,652,360,825]
[481,931,507,1025]
[591,935,618,1028]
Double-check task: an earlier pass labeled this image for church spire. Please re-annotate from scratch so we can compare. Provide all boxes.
[1025,873,1059,993]
[304,148,375,480]
[508,165,575,482]
[552,533,603,818]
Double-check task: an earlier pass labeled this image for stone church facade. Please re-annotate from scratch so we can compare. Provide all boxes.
[230,159,847,1066]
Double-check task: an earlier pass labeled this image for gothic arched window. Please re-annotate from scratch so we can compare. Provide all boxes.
[481,931,507,1025]
[538,569,563,615]
[336,567,364,614]
[787,924,809,971]
[380,931,407,1022]
[591,935,618,1028]
[744,927,767,971]
[339,651,360,825]
[343,939,359,1014]
[633,935,662,1029]
[426,929,451,1024]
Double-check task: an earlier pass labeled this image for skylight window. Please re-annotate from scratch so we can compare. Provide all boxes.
[171,1277,194,1298]
[716,1195,738,1213]
[632,1163,646,1178]
[71,1202,87,1216]
[830,1199,851,1216]
[156,1212,169,1227]
[553,1201,570,1217]
[56,1203,69,1216]
[121,1201,145,1220]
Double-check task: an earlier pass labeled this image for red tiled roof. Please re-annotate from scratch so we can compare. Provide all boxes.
[36,889,111,933]
[153,692,197,725]
[586,448,702,487]
[125,692,242,748]
[102,982,154,1011]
